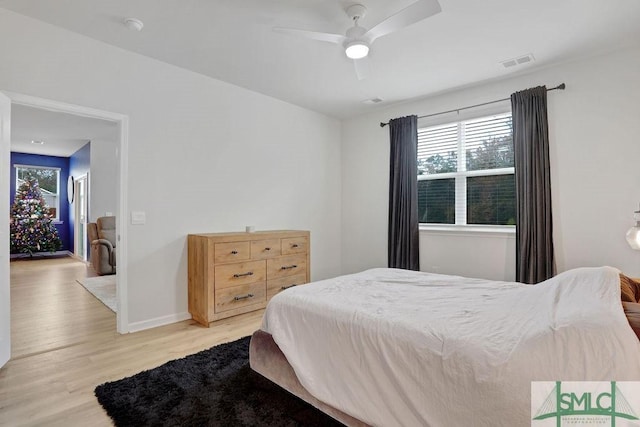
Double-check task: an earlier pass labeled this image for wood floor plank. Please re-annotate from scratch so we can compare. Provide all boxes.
[0,257,263,426]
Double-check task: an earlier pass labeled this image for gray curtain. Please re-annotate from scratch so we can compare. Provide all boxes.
[388,115,419,270]
[511,86,556,284]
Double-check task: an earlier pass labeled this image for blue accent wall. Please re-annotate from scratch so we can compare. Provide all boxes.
[10,152,71,252]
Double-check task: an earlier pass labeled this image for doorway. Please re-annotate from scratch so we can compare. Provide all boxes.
[73,174,89,261]
[0,91,130,353]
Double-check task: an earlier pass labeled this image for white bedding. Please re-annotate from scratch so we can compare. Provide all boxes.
[261,266,640,427]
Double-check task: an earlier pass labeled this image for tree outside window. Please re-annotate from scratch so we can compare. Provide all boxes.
[417,113,515,226]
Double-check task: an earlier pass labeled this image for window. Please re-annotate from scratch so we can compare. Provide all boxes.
[15,165,61,221]
[417,112,515,226]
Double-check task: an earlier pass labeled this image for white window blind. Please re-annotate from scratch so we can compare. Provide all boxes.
[417,112,515,226]
[417,123,458,174]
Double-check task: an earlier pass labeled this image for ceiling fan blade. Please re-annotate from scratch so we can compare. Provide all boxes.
[354,57,370,81]
[273,27,346,45]
[364,0,442,43]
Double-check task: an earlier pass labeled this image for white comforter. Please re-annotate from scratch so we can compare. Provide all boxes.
[261,266,640,427]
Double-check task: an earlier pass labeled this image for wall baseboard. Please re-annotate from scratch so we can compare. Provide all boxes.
[10,250,72,259]
[127,312,192,333]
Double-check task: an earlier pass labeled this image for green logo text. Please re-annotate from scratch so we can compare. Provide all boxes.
[533,381,638,427]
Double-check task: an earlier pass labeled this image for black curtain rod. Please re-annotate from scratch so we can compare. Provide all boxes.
[379,83,566,128]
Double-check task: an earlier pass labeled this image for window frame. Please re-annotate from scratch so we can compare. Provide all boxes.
[14,164,61,222]
[417,110,516,232]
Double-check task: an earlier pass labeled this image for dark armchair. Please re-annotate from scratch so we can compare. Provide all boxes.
[87,216,116,276]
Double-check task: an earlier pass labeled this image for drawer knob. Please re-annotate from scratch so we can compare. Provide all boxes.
[233,271,254,278]
[292,244,299,248]
[264,247,271,251]
[234,293,255,301]
[281,284,298,290]
[231,250,238,255]
[281,264,298,270]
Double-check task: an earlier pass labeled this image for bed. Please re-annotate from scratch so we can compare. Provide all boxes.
[249,266,640,426]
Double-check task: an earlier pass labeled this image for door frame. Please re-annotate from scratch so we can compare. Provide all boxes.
[74,173,89,261]
[1,90,130,334]
[0,92,10,367]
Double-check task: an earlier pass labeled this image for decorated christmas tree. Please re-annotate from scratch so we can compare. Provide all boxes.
[10,176,62,255]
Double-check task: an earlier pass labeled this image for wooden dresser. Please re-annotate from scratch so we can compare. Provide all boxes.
[187,230,310,326]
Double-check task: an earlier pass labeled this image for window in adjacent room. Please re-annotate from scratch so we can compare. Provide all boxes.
[15,165,61,221]
[417,112,515,226]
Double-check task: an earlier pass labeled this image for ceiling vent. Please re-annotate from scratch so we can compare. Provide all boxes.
[501,53,535,69]
[362,98,384,105]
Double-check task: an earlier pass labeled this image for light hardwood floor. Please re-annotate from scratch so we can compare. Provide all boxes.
[0,257,263,426]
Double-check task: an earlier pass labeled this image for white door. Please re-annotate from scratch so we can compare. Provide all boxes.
[0,92,11,368]
[74,175,88,261]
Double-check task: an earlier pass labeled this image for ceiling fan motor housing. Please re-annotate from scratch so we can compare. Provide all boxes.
[346,25,367,41]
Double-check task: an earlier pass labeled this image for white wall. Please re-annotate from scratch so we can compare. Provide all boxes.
[342,46,640,280]
[89,136,118,221]
[420,231,515,281]
[0,9,342,329]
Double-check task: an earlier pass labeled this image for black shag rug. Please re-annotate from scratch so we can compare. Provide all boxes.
[94,336,344,427]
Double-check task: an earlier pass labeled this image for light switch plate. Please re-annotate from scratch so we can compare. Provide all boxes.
[105,211,113,217]
[131,211,146,225]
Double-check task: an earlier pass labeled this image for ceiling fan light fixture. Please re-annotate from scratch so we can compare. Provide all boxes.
[345,41,369,59]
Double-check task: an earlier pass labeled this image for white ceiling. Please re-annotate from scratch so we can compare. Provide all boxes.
[1,0,640,119]
[11,104,118,157]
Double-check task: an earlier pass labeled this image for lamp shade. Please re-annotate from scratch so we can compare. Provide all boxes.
[627,224,640,250]
[627,208,640,250]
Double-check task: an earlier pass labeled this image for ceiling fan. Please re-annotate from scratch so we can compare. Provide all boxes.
[274,0,442,80]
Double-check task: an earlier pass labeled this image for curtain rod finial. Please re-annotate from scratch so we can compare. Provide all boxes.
[558,83,566,90]
[380,122,388,128]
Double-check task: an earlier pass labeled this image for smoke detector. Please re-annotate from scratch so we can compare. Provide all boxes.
[362,98,384,105]
[124,18,144,32]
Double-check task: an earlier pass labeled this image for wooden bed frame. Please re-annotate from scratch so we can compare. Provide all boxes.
[249,330,369,427]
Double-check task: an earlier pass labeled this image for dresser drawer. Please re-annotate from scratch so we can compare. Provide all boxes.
[251,239,282,259]
[215,282,266,313]
[281,237,308,255]
[267,273,307,299]
[214,260,266,288]
[214,241,250,263]
[267,254,307,280]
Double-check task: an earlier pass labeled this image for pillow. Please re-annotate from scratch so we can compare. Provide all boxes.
[622,301,640,340]
[619,274,640,303]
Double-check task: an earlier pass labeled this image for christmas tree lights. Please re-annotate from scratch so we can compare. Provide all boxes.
[10,176,62,255]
